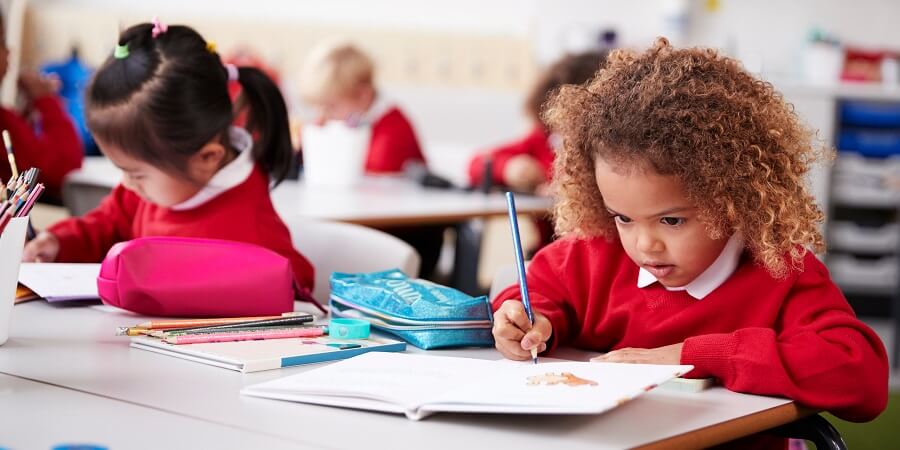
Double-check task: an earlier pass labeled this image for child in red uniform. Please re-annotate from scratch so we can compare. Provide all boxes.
[492,39,887,448]
[298,42,444,279]
[22,22,315,296]
[468,51,606,194]
[298,42,425,174]
[0,10,82,202]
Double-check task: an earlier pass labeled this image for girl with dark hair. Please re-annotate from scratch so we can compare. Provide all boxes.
[23,20,315,294]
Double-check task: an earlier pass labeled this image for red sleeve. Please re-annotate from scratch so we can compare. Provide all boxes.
[5,96,83,195]
[681,256,889,422]
[468,127,553,187]
[365,109,425,173]
[49,184,139,262]
[491,239,594,350]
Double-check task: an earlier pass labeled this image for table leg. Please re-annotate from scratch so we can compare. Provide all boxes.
[450,219,485,296]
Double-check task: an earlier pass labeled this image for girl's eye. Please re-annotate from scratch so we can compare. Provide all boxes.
[661,217,685,226]
[613,215,632,224]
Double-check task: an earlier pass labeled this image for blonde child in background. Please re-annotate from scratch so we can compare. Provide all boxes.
[23,21,316,301]
[491,38,887,449]
[298,41,445,278]
[298,42,425,173]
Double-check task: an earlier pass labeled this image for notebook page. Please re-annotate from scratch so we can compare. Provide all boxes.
[18,263,101,300]
[243,352,495,411]
[422,361,693,414]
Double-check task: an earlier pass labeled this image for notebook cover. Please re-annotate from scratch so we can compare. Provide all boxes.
[130,335,407,373]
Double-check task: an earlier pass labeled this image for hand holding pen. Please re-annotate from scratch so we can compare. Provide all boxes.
[491,192,553,363]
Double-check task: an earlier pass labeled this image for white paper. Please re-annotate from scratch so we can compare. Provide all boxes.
[242,352,693,420]
[17,263,101,301]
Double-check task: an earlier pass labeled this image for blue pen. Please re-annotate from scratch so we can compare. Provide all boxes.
[506,192,538,364]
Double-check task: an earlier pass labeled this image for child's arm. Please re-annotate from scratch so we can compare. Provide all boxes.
[680,258,889,422]
[41,185,139,262]
[10,74,83,193]
[468,127,551,188]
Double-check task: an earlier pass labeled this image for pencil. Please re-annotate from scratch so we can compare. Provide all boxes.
[148,316,316,337]
[506,192,538,364]
[163,326,325,345]
[115,312,310,335]
[3,130,17,180]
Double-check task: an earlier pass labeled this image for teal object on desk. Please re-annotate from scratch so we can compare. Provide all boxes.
[329,318,370,339]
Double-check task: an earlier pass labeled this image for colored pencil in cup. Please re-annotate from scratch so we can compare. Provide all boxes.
[506,191,538,364]
[163,326,325,345]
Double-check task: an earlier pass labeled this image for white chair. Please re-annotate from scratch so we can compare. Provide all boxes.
[61,177,112,217]
[288,219,421,305]
[488,263,528,301]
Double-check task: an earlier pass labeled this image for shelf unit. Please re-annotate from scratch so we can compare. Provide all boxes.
[781,82,900,368]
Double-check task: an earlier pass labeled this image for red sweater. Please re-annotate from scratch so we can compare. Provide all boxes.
[0,96,83,199]
[468,126,554,187]
[493,236,888,425]
[48,167,314,292]
[366,107,426,174]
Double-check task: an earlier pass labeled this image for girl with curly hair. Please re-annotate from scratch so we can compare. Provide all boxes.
[491,38,887,443]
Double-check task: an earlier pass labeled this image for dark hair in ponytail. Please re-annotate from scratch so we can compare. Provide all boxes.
[86,23,293,185]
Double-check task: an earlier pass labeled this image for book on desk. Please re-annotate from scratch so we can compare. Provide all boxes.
[242,352,693,420]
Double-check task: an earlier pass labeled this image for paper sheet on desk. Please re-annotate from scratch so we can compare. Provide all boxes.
[17,263,101,302]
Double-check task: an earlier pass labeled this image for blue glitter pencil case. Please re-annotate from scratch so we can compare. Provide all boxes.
[329,269,494,350]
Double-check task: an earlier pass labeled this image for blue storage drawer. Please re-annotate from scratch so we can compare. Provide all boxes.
[838,129,900,157]
[840,100,900,127]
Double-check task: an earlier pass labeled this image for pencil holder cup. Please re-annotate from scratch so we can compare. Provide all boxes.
[0,217,28,346]
[301,121,370,189]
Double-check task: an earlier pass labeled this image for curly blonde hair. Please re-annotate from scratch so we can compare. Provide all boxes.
[544,38,829,278]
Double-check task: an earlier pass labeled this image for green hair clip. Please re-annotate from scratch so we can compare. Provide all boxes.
[113,43,130,59]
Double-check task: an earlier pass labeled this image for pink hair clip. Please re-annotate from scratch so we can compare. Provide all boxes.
[151,16,168,39]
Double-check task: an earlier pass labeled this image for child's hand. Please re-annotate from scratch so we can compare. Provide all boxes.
[492,300,552,360]
[18,72,61,100]
[591,343,684,365]
[22,232,60,263]
[503,155,546,193]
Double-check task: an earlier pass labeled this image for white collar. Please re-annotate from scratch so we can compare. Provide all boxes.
[171,127,255,211]
[636,234,744,299]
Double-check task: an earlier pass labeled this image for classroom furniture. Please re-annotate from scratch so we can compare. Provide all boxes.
[0,372,312,450]
[60,157,551,294]
[781,82,900,369]
[288,218,422,304]
[0,301,816,449]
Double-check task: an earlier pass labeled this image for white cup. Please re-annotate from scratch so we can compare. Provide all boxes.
[0,217,28,345]
[301,121,371,189]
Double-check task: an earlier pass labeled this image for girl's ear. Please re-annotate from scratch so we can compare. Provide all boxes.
[189,142,228,183]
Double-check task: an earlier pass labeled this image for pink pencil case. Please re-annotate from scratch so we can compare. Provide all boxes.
[98,236,318,317]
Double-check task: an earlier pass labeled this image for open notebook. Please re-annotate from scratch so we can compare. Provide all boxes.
[17,263,101,302]
[242,352,693,420]
[132,335,406,373]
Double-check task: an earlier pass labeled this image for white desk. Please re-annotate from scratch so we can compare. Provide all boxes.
[66,156,552,227]
[0,372,314,449]
[0,302,805,449]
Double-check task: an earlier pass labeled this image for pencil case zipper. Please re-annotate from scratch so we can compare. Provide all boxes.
[330,294,493,330]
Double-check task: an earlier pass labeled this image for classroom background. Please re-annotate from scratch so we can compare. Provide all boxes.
[4,0,900,448]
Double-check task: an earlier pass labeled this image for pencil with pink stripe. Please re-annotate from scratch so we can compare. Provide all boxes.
[163,326,325,345]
